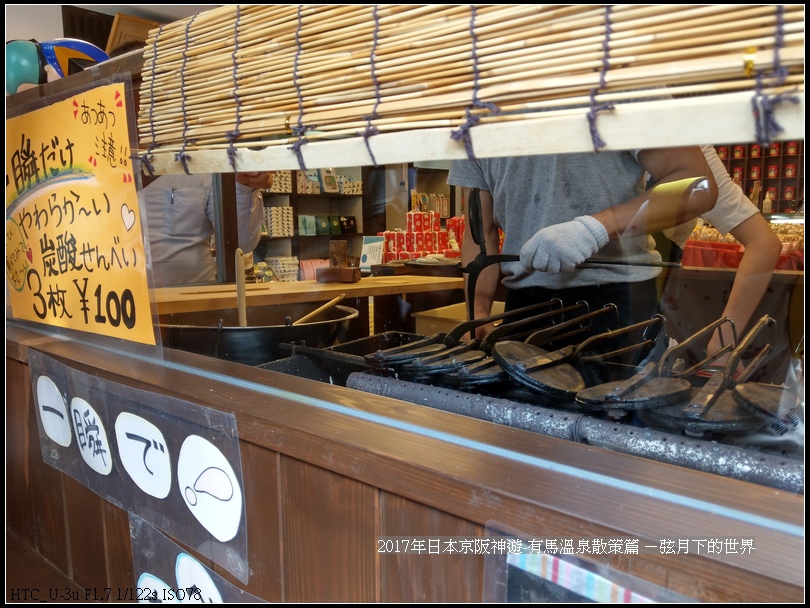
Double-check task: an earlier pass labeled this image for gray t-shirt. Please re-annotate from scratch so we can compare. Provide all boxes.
[447,152,661,290]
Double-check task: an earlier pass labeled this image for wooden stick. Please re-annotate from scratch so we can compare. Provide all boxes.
[292,293,346,326]
[236,248,247,327]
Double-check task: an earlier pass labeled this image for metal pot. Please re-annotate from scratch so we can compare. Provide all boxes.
[159,303,359,366]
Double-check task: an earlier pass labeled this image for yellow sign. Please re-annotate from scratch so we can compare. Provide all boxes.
[6,82,156,345]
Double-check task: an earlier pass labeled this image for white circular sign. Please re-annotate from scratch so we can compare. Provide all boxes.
[115,412,172,499]
[177,435,242,542]
[70,397,112,475]
[36,374,72,447]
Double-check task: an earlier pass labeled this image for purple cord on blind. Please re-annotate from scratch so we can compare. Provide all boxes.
[288,5,312,171]
[587,5,615,152]
[751,5,800,145]
[359,5,382,167]
[175,14,200,175]
[225,5,242,171]
[450,5,501,160]
[133,23,168,176]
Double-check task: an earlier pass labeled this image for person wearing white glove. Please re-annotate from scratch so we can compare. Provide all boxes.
[519,215,609,273]
[449,147,718,379]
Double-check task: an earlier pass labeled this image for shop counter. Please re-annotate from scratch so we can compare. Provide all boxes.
[155,275,465,337]
[6,322,804,602]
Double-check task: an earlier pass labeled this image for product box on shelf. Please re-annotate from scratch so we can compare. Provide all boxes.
[298,215,317,236]
[315,216,331,235]
[339,216,358,234]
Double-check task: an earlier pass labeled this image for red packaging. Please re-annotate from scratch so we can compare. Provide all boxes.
[446,216,465,244]
[769,142,780,156]
[767,165,779,178]
[749,166,761,179]
[785,164,797,178]
[424,230,437,253]
[438,230,449,251]
[716,146,728,159]
[749,144,761,158]
[404,231,425,252]
[384,229,404,253]
[733,145,745,158]
[732,167,743,180]
[786,141,799,155]
[384,251,397,263]
[784,186,795,201]
[430,211,441,232]
[397,251,412,261]
[406,211,423,233]
[443,249,461,258]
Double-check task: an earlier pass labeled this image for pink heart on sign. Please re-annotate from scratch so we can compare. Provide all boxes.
[26,248,33,262]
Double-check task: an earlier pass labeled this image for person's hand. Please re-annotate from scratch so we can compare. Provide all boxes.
[519,215,609,273]
[236,171,275,190]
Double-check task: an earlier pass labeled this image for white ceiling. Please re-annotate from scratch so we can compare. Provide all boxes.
[73,5,220,24]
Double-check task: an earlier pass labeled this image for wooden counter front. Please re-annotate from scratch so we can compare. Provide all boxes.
[6,323,804,602]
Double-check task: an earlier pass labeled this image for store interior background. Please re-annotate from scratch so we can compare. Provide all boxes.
[5,6,804,603]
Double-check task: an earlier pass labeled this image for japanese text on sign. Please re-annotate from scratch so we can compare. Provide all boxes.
[6,82,155,345]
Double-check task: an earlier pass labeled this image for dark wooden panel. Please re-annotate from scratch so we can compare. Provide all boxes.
[380,492,484,602]
[63,476,108,590]
[6,530,83,602]
[61,5,115,51]
[102,502,134,596]
[212,441,283,601]
[281,456,378,602]
[25,362,70,575]
[6,358,36,546]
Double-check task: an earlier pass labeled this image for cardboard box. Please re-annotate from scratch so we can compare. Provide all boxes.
[412,301,505,335]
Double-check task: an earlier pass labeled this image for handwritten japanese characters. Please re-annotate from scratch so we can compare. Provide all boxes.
[6,82,155,345]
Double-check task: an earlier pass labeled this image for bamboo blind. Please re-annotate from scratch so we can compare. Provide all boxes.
[137,4,804,170]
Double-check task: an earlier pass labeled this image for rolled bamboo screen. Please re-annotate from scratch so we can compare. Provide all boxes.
[137,4,804,170]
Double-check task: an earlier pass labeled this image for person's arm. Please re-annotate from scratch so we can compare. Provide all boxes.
[461,187,501,338]
[520,146,719,273]
[234,171,275,252]
[593,146,719,239]
[707,213,782,362]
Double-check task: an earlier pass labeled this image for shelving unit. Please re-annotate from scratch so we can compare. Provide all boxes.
[259,167,365,265]
[716,140,804,215]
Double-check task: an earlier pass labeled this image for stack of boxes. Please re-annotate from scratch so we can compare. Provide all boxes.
[380,213,465,263]
[263,206,294,237]
[337,175,363,195]
[264,255,300,282]
[297,171,321,194]
[266,170,292,193]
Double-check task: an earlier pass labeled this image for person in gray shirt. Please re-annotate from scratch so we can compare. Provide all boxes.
[448,145,717,382]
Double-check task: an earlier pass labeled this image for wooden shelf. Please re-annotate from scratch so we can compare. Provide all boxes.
[260,168,365,264]
[717,139,804,215]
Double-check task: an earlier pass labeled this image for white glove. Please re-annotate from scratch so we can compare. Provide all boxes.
[520,215,609,273]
